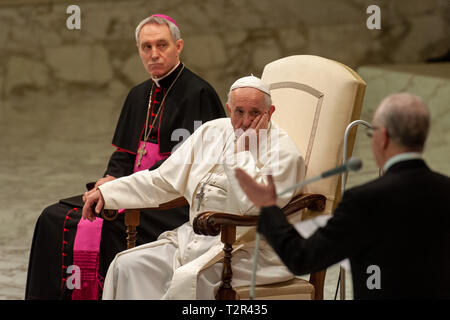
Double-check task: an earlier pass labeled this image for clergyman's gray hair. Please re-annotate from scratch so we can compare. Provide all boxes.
[227,89,272,108]
[377,93,430,151]
[135,16,181,44]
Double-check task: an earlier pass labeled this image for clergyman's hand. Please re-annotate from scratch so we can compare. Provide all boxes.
[94,175,116,188]
[234,168,277,208]
[82,189,105,222]
[83,175,116,202]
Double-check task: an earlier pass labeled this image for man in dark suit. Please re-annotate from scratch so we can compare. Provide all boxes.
[235,93,450,299]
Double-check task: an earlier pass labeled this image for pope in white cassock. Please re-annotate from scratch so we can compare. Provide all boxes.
[82,76,305,299]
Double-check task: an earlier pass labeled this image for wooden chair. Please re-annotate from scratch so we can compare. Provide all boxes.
[102,55,366,300]
[191,55,366,300]
[193,193,327,300]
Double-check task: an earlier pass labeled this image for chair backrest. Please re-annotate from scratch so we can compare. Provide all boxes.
[262,55,366,218]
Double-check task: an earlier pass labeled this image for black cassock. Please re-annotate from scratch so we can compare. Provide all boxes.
[25,63,226,299]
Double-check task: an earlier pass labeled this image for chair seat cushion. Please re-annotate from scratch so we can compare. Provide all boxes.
[235,277,315,300]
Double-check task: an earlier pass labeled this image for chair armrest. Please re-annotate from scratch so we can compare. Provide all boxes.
[281,193,326,215]
[193,193,326,236]
[100,197,189,221]
[152,197,189,210]
[193,212,259,236]
[100,197,189,249]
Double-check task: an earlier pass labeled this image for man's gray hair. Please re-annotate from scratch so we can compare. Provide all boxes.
[377,93,430,151]
[135,16,181,44]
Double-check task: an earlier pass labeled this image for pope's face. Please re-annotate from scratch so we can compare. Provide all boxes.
[137,23,183,78]
[226,88,274,131]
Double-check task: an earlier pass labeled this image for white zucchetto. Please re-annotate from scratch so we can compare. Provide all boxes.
[229,76,271,96]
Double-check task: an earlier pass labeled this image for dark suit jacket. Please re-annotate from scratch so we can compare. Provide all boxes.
[258,159,450,299]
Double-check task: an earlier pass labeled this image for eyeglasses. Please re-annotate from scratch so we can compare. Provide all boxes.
[365,126,379,138]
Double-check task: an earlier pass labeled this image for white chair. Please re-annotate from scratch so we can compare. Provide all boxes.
[194,55,366,299]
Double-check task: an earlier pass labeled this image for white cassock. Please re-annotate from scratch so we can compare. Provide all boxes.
[99,118,305,299]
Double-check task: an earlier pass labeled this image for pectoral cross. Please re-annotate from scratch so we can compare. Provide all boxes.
[137,144,147,167]
[195,182,206,211]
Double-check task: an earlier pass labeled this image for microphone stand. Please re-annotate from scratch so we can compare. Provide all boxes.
[250,233,260,300]
[249,155,362,300]
[336,120,371,300]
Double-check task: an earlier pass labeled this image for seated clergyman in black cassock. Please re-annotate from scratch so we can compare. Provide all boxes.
[25,14,226,300]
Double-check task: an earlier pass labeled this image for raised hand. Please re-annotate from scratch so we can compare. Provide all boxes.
[234,168,277,208]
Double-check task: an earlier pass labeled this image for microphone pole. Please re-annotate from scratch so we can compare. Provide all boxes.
[249,157,362,300]
[277,157,362,198]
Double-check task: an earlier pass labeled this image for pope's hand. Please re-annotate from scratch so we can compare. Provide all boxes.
[82,189,105,222]
[234,168,277,208]
[235,113,269,153]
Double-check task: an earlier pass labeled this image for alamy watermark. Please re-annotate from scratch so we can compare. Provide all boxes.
[366,4,381,30]
[66,5,81,30]
[66,265,81,290]
[366,264,381,290]
[66,4,381,31]
[168,123,282,175]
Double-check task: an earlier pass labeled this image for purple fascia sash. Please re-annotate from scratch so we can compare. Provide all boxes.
[71,142,168,299]
[132,141,169,173]
[71,217,103,300]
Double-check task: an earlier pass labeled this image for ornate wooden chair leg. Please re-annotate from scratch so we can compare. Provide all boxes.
[215,226,239,300]
[309,269,326,300]
[124,209,140,249]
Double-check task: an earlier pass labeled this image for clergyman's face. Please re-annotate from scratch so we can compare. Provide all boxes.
[226,88,274,131]
[137,23,183,78]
